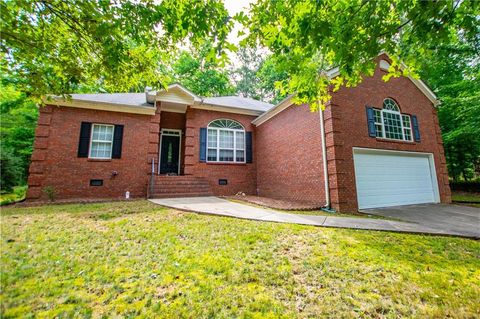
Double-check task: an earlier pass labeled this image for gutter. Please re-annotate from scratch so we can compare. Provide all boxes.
[318,104,332,211]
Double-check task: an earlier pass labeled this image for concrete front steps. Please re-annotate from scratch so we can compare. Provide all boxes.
[148,175,214,198]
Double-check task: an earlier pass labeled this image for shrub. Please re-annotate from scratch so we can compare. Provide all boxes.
[0,145,22,192]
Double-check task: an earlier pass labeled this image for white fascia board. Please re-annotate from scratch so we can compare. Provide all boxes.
[164,83,202,103]
[252,94,295,126]
[191,103,263,116]
[44,97,156,115]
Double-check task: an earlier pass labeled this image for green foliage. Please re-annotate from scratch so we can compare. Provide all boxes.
[232,46,265,99]
[2,201,479,317]
[232,48,288,103]
[42,186,56,202]
[419,42,480,181]
[0,84,38,191]
[244,0,480,108]
[0,186,27,206]
[1,0,234,95]
[0,145,22,192]
[256,56,289,104]
[172,43,235,97]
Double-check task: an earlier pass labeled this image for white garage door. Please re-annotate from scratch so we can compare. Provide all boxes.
[353,149,439,209]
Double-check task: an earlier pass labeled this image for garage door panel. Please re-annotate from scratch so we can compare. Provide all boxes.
[353,150,437,209]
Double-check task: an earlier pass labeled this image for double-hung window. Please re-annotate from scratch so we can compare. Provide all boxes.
[89,124,114,159]
[373,98,413,142]
[207,119,245,163]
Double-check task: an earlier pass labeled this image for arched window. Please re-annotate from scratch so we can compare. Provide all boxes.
[383,98,400,111]
[207,119,245,162]
[372,98,412,141]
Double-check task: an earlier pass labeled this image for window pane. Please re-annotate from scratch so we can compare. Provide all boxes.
[207,129,217,147]
[236,150,245,162]
[375,124,383,138]
[219,149,234,162]
[209,119,243,130]
[373,109,383,138]
[105,125,113,141]
[90,141,112,158]
[207,148,217,161]
[402,114,411,128]
[92,124,114,142]
[236,132,245,149]
[383,111,403,140]
[219,130,234,148]
[404,128,412,141]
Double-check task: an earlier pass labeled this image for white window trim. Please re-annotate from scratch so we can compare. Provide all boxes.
[207,120,246,163]
[89,123,115,159]
[374,105,413,142]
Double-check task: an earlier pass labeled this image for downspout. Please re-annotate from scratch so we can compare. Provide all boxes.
[319,103,335,212]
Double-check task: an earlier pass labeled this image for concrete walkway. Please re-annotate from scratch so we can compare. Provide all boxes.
[149,197,477,238]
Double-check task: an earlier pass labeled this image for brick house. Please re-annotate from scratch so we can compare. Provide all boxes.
[27,55,451,212]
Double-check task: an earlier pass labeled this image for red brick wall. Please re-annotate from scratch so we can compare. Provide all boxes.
[184,108,257,195]
[255,104,326,205]
[327,57,451,212]
[27,105,155,201]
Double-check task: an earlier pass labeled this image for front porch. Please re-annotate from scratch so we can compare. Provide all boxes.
[145,84,260,198]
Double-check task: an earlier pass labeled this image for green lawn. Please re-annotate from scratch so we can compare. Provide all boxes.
[1,201,479,318]
[228,198,388,219]
[0,186,27,206]
[451,192,480,208]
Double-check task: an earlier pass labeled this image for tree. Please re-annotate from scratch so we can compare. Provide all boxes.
[1,0,234,95]
[419,42,480,181]
[242,0,479,108]
[0,84,38,191]
[172,44,235,97]
[232,47,288,103]
[232,46,264,99]
[256,55,289,104]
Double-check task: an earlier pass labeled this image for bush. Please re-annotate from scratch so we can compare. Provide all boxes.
[0,186,27,206]
[450,181,480,193]
[0,145,22,192]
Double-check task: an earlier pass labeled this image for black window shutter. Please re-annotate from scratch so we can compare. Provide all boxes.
[199,128,207,162]
[366,106,376,137]
[246,132,253,163]
[77,122,92,157]
[412,115,421,142]
[112,125,124,159]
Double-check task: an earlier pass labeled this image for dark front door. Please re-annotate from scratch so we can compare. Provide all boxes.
[160,135,180,174]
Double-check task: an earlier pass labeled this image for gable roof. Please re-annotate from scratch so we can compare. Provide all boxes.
[326,59,440,107]
[202,96,274,112]
[69,93,152,107]
[47,83,274,116]
[253,55,440,126]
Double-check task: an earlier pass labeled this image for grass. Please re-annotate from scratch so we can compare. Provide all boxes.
[0,186,27,206]
[451,192,480,208]
[1,201,479,318]
[228,198,386,219]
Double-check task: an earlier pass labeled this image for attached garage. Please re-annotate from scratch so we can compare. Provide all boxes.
[353,148,440,209]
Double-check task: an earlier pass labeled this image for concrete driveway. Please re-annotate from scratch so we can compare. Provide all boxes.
[150,197,478,238]
[362,204,480,238]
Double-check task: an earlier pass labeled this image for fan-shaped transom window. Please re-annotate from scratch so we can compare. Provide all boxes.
[372,98,412,141]
[207,119,245,162]
[383,98,400,112]
[208,119,244,130]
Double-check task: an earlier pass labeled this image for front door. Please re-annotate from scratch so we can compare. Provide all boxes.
[160,134,180,174]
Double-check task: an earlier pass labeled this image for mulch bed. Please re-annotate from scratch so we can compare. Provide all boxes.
[226,195,323,211]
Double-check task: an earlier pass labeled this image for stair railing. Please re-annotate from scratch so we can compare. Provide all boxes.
[149,157,155,196]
